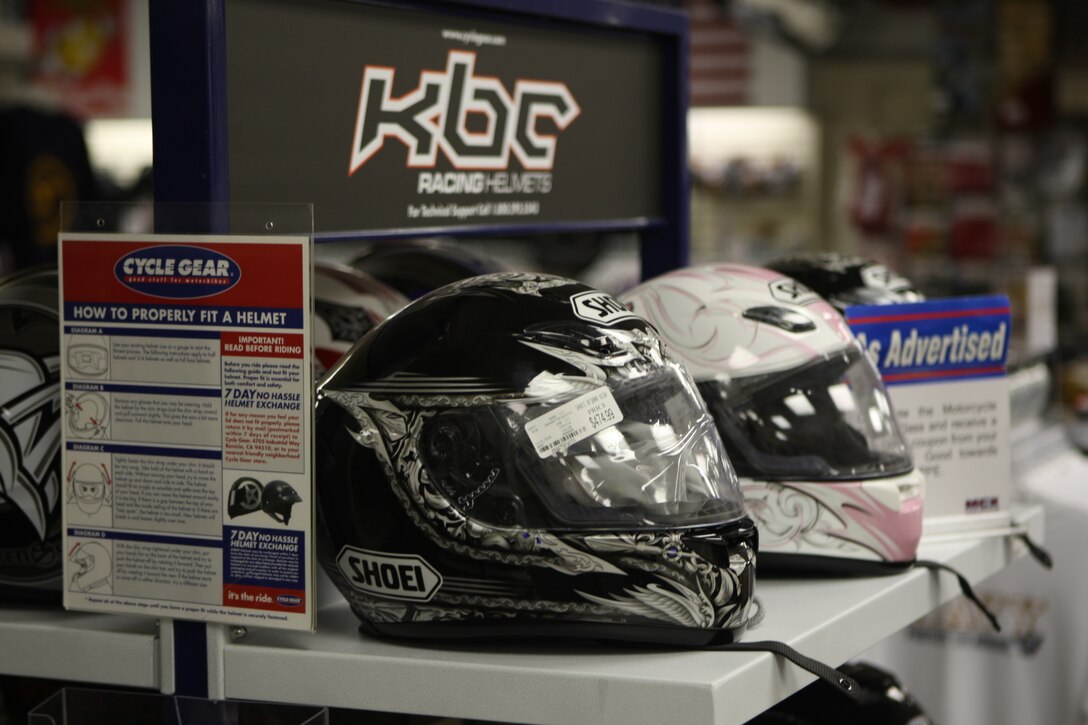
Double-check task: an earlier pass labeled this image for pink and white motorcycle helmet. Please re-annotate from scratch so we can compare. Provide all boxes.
[621,264,923,574]
[313,261,409,378]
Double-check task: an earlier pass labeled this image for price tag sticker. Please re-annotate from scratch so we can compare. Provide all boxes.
[524,387,624,458]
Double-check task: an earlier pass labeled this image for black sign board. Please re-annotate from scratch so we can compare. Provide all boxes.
[223,0,664,233]
[151,0,688,272]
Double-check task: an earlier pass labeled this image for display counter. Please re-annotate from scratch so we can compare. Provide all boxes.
[214,503,1043,724]
[0,463,1050,722]
[0,607,160,690]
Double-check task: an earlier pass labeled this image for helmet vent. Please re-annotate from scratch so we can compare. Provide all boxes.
[742,306,816,333]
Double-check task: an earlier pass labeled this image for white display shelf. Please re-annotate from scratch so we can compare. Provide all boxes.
[0,606,160,689]
[218,503,1043,725]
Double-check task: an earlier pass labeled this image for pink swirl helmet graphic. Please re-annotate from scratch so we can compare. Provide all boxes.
[624,265,854,380]
[622,264,923,572]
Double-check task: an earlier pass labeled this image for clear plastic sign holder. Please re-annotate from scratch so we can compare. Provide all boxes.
[60,201,315,239]
[29,687,328,725]
[59,202,315,697]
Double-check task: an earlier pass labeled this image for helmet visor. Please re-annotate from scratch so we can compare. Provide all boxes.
[419,364,747,531]
[699,343,913,480]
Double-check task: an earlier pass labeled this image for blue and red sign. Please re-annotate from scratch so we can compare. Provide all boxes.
[114,245,242,299]
[223,525,305,613]
[845,296,1011,386]
[62,238,304,328]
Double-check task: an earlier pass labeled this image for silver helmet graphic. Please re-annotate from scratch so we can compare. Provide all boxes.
[0,266,63,600]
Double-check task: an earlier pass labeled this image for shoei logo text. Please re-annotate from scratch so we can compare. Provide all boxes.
[570,291,638,326]
[336,547,442,602]
[115,246,241,299]
[349,50,580,173]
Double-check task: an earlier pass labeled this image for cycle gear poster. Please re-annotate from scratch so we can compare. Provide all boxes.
[58,233,315,631]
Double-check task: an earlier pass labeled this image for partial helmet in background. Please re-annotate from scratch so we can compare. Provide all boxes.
[350,238,508,299]
[0,265,63,603]
[622,264,923,574]
[315,272,757,644]
[313,261,409,377]
[749,660,933,725]
[767,253,923,312]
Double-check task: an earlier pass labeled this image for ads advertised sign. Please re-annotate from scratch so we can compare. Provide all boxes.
[224,0,664,232]
[58,233,315,631]
[846,296,1012,534]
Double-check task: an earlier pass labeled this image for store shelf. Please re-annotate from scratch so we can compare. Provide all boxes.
[219,503,1043,725]
[0,606,160,689]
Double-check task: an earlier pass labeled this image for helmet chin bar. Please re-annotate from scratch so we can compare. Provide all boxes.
[737,472,924,570]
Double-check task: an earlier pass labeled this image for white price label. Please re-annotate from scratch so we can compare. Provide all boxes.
[524,387,624,458]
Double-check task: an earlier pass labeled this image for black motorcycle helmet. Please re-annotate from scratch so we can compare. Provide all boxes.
[350,237,507,299]
[0,265,63,603]
[767,253,923,312]
[749,660,933,724]
[313,261,408,378]
[315,272,757,645]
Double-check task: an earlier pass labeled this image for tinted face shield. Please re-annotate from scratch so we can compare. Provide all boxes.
[699,343,913,481]
[419,363,747,532]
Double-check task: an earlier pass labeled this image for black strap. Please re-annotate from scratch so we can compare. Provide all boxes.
[916,559,1001,632]
[709,639,861,701]
[1016,532,1054,569]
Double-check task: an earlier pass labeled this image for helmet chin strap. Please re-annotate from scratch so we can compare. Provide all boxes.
[713,525,1057,701]
[709,639,861,701]
[702,596,859,700]
[915,559,1001,632]
[915,530,1054,634]
[1015,531,1054,569]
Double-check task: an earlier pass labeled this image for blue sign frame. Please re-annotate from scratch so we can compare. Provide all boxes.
[148,0,690,697]
[149,0,691,278]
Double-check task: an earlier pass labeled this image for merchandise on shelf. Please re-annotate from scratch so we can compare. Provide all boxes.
[349,238,509,300]
[622,264,924,574]
[0,265,63,604]
[313,260,409,378]
[767,252,925,311]
[749,660,934,725]
[314,272,759,645]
